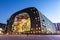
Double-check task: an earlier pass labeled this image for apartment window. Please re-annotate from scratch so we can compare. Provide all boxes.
[36,31,38,33]
[33,31,35,33]
[36,24,38,26]
[31,28,33,30]
[36,28,38,30]
[39,27,40,30]
[35,17,37,20]
[42,19,45,22]
[33,11,36,13]
[31,31,33,33]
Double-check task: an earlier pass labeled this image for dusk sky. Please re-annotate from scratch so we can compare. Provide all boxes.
[0,0,60,24]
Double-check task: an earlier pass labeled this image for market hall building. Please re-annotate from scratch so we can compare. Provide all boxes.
[7,7,56,35]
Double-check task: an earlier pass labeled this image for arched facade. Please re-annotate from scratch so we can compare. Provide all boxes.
[7,7,41,34]
[7,7,56,35]
[12,13,31,33]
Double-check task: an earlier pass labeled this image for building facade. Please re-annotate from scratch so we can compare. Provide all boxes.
[0,23,7,34]
[7,7,56,35]
[54,23,60,30]
[54,23,60,34]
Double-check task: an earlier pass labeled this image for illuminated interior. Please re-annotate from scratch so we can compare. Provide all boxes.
[0,28,3,34]
[12,13,31,33]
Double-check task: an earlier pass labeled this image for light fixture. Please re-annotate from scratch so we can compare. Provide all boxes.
[33,12,35,13]
[35,17,37,20]
[31,31,32,33]
[33,31,35,33]
[31,28,33,30]
[39,27,40,30]
[36,31,38,33]
[36,28,38,30]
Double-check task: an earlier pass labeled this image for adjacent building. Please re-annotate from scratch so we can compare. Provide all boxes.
[54,23,60,34]
[0,23,7,34]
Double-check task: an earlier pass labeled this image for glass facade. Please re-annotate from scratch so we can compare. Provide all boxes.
[39,13,56,34]
[12,13,31,33]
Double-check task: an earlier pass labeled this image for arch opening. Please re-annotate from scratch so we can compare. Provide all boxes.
[12,12,31,34]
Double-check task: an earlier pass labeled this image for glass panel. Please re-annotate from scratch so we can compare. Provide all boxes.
[0,28,2,34]
[12,13,31,33]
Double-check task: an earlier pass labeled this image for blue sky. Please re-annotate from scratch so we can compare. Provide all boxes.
[0,0,60,24]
